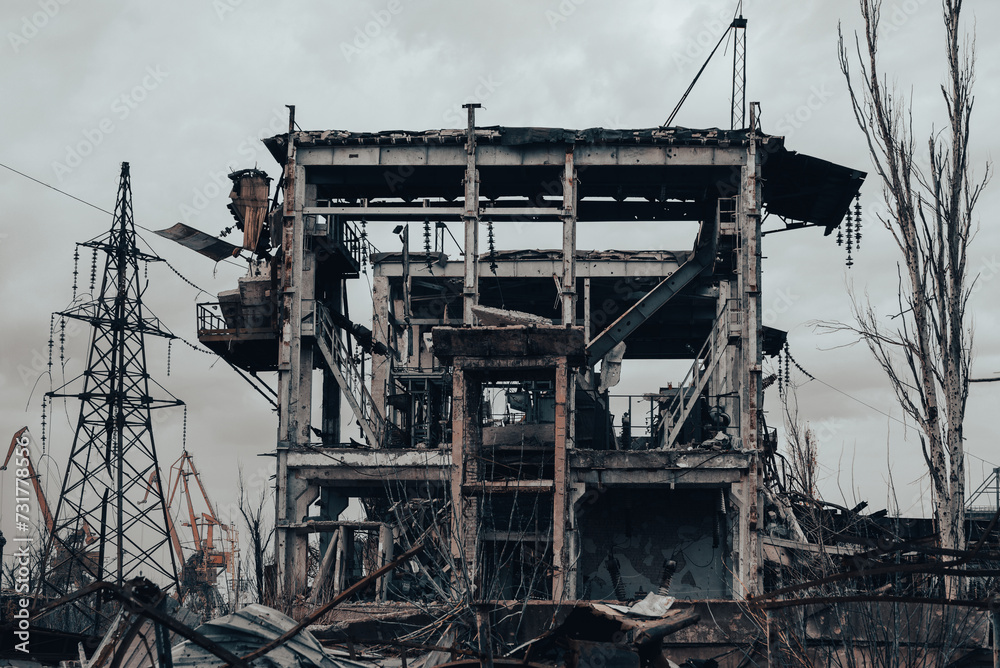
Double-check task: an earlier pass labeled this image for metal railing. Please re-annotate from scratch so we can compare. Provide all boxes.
[197,302,276,334]
[336,219,366,268]
[659,308,728,448]
[315,214,370,270]
[608,393,661,450]
[197,303,228,332]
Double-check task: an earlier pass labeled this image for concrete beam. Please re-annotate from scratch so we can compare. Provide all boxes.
[297,144,746,168]
[374,254,684,280]
[304,200,701,222]
[569,450,753,471]
[286,447,451,470]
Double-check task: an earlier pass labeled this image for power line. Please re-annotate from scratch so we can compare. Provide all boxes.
[783,352,999,469]
[1,161,116,218]
[0,160,244,281]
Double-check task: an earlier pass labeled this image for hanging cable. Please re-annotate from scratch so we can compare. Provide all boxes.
[162,260,212,299]
[782,343,815,381]
[0,161,117,218]
[662,2,743,126]
[0,160,244,291]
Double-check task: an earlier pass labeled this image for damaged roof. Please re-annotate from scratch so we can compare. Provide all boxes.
[263,126,761,158]
[264,125,865,232]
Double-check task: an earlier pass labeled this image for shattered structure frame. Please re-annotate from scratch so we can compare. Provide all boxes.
[197,111,865,638]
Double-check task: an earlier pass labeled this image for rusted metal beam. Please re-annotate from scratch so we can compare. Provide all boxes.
[586,214,717,363]
[756,594,995,611]
[632,608,700,646]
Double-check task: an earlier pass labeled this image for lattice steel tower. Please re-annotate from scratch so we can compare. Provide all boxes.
[730,11,747,129]
[40,162,180,624]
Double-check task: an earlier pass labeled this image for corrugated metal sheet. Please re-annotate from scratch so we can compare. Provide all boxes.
[171,605,370,668]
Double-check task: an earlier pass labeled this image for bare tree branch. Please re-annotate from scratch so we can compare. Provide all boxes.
[832,0,991,598]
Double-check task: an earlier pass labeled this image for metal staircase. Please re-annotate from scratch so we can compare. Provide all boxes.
[659,307,732,449]
[313,302,386,448]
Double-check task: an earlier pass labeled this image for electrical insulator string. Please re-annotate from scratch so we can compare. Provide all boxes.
[40,395,47,452]
[360,219,369,271]
[47,314,55,378]
[845,206,854,268]
[854,195,863,250]
[72,246,80,301]
[90,246,98,292]
[59,317,66,369]
[487,219,498,274]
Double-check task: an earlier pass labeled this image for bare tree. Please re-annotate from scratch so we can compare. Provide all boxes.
[238,468,274,606]
[782,388,820,501]
[833,0,990,582]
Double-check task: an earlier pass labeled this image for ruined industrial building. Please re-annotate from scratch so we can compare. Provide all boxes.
[228,108,862,604]
[6,97,1000,666]
[195,106,875,661]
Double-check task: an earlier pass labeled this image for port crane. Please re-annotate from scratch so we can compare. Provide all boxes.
[3,427,99,586]
[142,449,238,614]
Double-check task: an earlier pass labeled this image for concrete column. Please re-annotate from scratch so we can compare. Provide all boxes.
[565,483,587,600]
[561,150,577,325]
[276,109,318,598]
[552,359,572,600]
[275,112,298,599]
[739,114,762,452]
[462,104,480,326]
[726,106,765,598]
[450,365,479,595]
[371,274,392,414]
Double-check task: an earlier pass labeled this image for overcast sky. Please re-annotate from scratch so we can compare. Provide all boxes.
[2,0,998,558]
